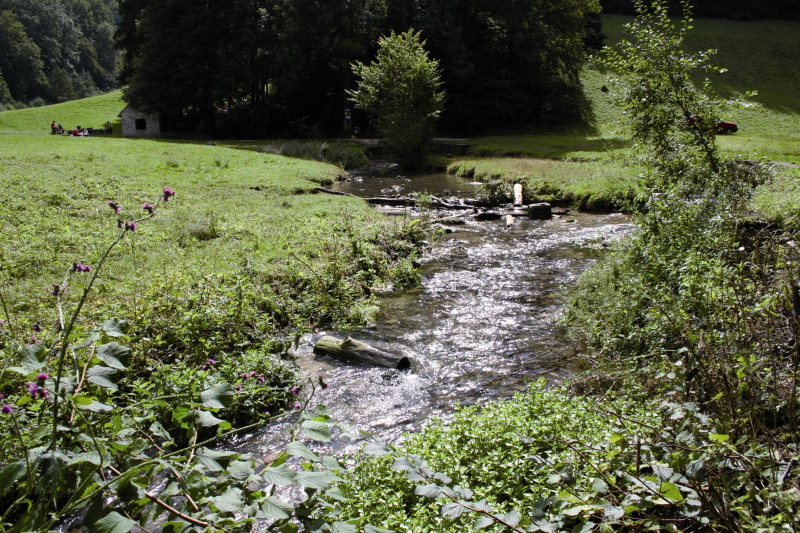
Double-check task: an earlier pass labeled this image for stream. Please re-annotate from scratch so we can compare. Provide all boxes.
[235,169,632,457]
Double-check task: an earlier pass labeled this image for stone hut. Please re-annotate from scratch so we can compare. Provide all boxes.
[118,105,163,138]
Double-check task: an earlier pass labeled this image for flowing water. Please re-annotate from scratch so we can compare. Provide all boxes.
[236,169,632,456]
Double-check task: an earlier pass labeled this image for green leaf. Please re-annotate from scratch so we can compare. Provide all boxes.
[262,496,293,519]
[441,501,469,519]
[96,342,131,370]
[660,482,684,502]
[709,433,729,442]
[503,510,521,528]
[414,484,443,498]
[262,464,296,485]
[10,343,48,375]
[604,506,625,521]
[75,396,114,412]
[286,441,320,461]
[300,420,332,442]
[227,460,255,481]
[364,440,392,456]
[591,478,609,493]
[93,511,135,533]
[294,470,340,490]
[474,516,494,530]
[196,410,225,427]
[213,488,244,513]
[0,462,26,497]
[102,318,130,337]
[200,383,234,409]
[86,365,120,391]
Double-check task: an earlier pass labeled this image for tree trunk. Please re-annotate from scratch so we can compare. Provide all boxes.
[313,335,413,370]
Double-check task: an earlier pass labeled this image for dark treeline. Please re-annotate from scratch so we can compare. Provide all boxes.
[0,0,119,109]
[117,0,601,138]
[602,0,800,20]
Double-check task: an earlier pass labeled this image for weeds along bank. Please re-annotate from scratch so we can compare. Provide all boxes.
[0,133,428,403]
[0,129,433,530]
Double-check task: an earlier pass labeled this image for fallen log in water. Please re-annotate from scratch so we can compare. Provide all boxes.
[313,335,413,370]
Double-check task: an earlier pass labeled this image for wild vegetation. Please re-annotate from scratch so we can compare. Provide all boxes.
[0,93,434,531]
[2,1,800,531]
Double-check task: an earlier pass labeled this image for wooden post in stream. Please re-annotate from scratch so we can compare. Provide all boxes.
[513,182,524,207]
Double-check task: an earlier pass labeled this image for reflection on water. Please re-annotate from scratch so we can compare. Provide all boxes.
[235,171,632,457]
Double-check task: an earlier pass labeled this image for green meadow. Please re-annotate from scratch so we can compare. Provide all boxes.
[450,16,800,214]
[0,94,424,363]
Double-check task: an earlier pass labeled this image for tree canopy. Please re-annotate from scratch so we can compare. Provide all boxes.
[0,0,117,108]
[117,0,600,137]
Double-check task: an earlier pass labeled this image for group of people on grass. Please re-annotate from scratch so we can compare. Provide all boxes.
[50,120,113,136]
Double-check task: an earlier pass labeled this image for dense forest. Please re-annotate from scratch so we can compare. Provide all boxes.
[1,0,797,134]
[0,0,118,109]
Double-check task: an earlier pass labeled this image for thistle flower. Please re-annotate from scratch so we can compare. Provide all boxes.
[36,372,48,382]
[108,201,121,213]
[26,382,39,396]
[125,221,137,232]
[318,376,328,390]
[206,358,217,365]
[293,402,302,410]
[1,404,13,415]
[142,202,155,214]
[32,323,41,332]
[51,284,61,296]
[235,384,242,391]
[291,385,301,395]
[163,187,176,202]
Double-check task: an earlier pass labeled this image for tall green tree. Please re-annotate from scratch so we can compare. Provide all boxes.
[349,29,444,168]
[0,9,45,100]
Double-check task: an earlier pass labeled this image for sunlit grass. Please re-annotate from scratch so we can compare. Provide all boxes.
[0,91,126,136]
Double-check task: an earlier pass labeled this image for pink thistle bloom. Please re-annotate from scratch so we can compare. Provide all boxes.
[32,324,41,332]
[293,403,302,410]
[51,284,60,296]
[235,384,242,391]
[206,358,217,365]
[142,202,155,213]
[200,365,208,371]
[26,382,39,396]
[249,371,257,378]
[291,385,301,395]
[108,201,121,213]
[125,221,137,232]
[318,376,328,390]
[36,372,49,381]
[1,404,13,414]
[163,187,176,202]
[258,375,265,383]
[241,372,250,379]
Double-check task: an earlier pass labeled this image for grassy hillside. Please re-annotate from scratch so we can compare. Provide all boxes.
[0,91,126,136]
